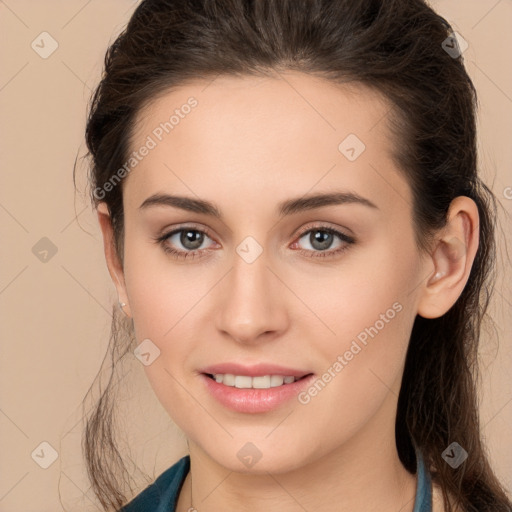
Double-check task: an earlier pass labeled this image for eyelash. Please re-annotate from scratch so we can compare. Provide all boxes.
[154,223,355,261]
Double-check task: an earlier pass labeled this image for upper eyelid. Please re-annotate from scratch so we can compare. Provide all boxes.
[295,224,353,239]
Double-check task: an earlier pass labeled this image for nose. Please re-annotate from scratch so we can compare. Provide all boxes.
[215,248,289,345]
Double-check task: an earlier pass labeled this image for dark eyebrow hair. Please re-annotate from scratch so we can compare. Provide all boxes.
[139,191,378,217]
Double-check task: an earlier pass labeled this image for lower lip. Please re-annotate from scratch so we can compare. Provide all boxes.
[201,374,315,413]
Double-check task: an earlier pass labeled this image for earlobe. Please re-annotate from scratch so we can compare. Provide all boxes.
[97,202,132,317]
[417,197,479,319]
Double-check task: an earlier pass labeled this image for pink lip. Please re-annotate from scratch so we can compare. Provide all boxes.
[199,362,311,378]
[199,364,315,414]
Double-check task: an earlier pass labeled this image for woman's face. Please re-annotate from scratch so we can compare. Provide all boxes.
[116,72,431,472]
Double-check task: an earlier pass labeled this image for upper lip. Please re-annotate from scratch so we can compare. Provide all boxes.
[199,363,312,378]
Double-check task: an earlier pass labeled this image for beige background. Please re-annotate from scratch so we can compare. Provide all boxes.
[0,1,511,511]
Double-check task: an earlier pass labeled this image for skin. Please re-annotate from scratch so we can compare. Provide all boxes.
[97,72,478,512]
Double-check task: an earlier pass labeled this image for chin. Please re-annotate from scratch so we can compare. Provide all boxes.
[197,436,320,475]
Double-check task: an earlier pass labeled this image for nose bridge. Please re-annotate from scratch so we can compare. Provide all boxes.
[231,248,268,301]
[215,240,287,343]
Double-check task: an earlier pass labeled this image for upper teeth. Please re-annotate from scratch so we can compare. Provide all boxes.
[213,374,297,389]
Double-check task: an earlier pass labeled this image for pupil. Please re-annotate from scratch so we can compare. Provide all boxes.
[181,230,203,250]
[311,230,332,250]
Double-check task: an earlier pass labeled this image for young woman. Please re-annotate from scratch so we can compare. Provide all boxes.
[81,0,512,511]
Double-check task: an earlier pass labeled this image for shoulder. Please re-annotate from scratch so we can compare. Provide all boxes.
[120,455,190,512]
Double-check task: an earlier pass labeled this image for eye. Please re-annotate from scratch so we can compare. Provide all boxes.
[291,226,355,258]
[155,225,217,260]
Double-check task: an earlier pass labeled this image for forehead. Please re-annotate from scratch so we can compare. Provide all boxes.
[123,72,409,216]
[131,71,393,151]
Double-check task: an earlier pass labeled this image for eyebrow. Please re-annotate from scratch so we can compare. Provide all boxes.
[139,191,378,218]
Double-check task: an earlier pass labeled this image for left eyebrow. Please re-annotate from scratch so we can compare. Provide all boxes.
[138,190,378,218]
[277,191,378,217]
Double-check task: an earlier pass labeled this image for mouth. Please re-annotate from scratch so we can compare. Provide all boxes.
[200,370,316,413]
[203,372,312,389]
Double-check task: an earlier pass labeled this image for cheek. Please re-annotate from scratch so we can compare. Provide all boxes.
[292,235,420,407]
[296,237,418,341]
[288,304,415,447]
[123,232,214,340]
[121,237,221,409]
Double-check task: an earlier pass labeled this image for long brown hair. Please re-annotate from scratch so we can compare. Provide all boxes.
[80,1,512,510]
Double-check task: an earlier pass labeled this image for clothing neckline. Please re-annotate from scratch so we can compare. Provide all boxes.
[120,449,432,511]
[174,451,432,511]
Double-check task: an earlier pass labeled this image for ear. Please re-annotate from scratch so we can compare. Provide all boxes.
[97,202,132,317]
[417,196,479,319]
